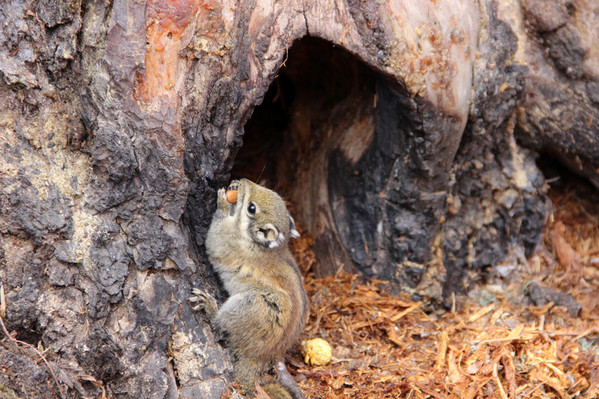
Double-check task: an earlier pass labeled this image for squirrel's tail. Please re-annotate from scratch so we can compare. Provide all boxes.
[267,360,306,399]
[260,360,306,399]
[262,382,295,399]
[239,359,306,399]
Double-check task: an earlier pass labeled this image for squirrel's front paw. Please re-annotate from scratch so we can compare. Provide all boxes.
[216,187,231,211]
[226,180,240,192]
[188,288,218,318]
[217,181,241,210]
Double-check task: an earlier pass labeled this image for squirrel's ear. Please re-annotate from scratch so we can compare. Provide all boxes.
[289,217,300,238]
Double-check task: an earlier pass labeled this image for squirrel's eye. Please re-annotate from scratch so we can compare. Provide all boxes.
[247,202,256,215]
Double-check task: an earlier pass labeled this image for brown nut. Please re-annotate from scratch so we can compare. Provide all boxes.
[226,189,238,204]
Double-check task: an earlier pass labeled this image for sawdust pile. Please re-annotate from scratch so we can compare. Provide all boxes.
[290,185,599,398]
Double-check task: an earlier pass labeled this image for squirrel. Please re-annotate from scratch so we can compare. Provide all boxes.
[189,179,309,399]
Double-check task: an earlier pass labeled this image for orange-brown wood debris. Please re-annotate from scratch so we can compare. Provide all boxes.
[289,182,599,399]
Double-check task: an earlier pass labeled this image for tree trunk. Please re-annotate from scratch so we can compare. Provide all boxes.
[0,0,597,398]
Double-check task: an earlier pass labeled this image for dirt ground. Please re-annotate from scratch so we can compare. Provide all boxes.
[290,176,599,399]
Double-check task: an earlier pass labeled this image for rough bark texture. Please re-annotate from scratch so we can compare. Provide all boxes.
[0,0,597,398]
[515,0,599,188]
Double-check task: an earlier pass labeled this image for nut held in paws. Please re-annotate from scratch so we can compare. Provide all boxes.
[226,189,238,204]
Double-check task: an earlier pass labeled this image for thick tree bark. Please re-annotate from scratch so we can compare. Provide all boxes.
[0,0,597,398]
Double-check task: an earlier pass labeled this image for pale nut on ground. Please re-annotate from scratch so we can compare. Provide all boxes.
[302,338,332,366]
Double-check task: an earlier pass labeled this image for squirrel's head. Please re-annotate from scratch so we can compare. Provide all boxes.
[229,179,299,250]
